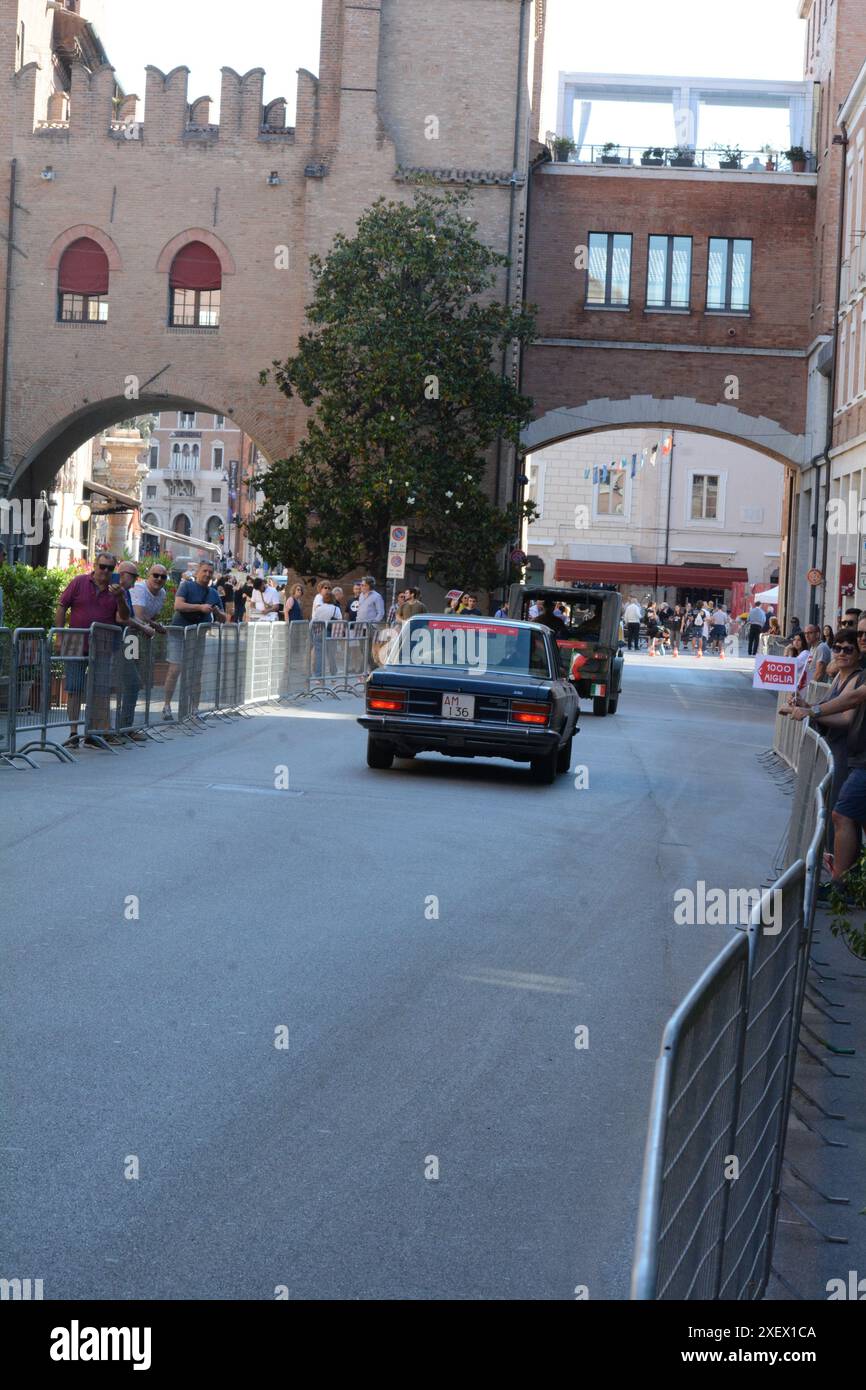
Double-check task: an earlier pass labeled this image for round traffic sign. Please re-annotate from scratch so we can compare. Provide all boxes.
[806,568,823,586]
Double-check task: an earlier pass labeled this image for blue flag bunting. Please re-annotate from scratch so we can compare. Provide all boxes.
[592,465,598,484]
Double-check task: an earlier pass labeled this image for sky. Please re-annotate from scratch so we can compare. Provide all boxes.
[95,0,807,132]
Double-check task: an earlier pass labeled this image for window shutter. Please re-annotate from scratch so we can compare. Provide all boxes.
[169,242,222,291]
[58,237,110,294]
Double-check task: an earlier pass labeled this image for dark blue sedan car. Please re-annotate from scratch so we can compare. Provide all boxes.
[358,614,580,783]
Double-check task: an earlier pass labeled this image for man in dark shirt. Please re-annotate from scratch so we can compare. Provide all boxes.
[162,560,226,720]
[54,552,129,747]
[532,598,566,637]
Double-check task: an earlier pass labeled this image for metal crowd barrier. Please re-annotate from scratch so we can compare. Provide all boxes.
[631,729,833,1300]
[771,679,830,772]
[1,616,383,767]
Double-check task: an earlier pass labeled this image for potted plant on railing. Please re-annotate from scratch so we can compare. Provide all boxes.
[549,135,576,163]
[641,146,665,167]
[600,140,622,165]
[669,144,695,167]
[715,143,742,170]
[784,144,808,173]
[762,144,777,171]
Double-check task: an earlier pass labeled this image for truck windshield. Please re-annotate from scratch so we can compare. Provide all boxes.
[385,618,551,677]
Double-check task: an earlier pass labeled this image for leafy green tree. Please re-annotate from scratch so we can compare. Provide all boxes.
[247,189,536,588]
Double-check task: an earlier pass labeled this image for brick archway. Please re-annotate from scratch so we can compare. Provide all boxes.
[521,395,806,469]
[155,229,237,277]
[7,390,277,508]
[46,225,123,272]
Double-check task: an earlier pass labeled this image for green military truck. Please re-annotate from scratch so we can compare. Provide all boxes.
[507,585,624,716]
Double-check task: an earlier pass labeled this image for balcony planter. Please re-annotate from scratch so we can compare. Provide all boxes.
[641,147,665,167]
[550,136,576,163]
[669,148,695,167]
[600,142,622,164]
[785,146,808,173]
[719,158,741,170]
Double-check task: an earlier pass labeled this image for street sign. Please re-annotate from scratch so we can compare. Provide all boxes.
[806,568,823,586]
[752,653,809,692]
[511,548,526,565]
[387,550,407,577]
[389,525,408,553]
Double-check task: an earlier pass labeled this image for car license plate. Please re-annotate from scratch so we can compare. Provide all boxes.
[441,692,475,721]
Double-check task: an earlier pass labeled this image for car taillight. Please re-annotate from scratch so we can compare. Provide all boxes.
[510,701,550,725]
[367,690,407,712]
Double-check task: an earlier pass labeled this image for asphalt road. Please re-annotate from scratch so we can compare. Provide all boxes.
[1,659,787,1300]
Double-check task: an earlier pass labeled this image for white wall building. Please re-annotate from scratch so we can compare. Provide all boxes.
[140,410,244,557]
[524,428,783,609]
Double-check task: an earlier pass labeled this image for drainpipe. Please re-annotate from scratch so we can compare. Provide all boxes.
[0,160,17,521]
[815,120,849,625]
[495,0,529,587]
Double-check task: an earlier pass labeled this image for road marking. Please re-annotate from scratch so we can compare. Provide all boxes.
[670,684,689,709]
[208,783,305,797]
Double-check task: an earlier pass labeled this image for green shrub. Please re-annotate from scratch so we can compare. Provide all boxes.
[0,564,78,631]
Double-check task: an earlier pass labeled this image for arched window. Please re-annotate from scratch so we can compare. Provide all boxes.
[191,444,200,469]
[205,515,223,543]
[181,443,191,471]
[169,241,221,327]
[173,513,191,537]
[58,236,110,322]
[171,443,181,470]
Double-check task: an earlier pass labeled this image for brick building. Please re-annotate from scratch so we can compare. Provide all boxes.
[0,0,547,584]
[822,52,866,622]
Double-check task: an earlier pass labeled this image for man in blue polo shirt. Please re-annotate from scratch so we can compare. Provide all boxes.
[162,560,225,721]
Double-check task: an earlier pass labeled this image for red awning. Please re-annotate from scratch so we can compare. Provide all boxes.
[170,242,222,291]
[554,560,749,589]
[58,237,110,295]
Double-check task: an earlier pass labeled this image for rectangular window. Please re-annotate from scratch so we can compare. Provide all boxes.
[213,445,224,472]
[211,488,221,503]
[706,238,752,311]
[149,444,158,468]
[213,414,225,429]
[525,458,545,519]
[596,470,627,516]
[170,288,220,328]
[178,411,196,429]
[586,232,632,307]
[58,293,108,323]
[691,474,720,520]
[646,235,692,309]
[146,485,157,499]
[838,324,848,409]
[848,315,858,404]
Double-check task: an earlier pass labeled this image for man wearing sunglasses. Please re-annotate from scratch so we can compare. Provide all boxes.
[54,553,131,748]
[802,623,831,683]
[784,621,866,895]
[110,563,172,739]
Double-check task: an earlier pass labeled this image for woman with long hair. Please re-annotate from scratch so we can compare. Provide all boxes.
[284,582,305,623]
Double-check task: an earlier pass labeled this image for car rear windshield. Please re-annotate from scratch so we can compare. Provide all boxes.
[385,618,551,677]
[520,594,605,640]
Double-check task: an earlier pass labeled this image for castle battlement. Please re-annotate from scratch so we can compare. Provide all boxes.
[21,58,299,147]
